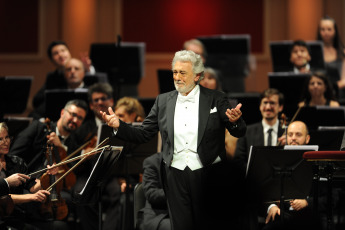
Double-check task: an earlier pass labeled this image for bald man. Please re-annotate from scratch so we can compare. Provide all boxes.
[264,120,316,230]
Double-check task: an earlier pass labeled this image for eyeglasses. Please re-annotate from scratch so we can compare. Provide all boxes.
[92,97,109,103]
[66,110,84,121]
[0,136,13,145]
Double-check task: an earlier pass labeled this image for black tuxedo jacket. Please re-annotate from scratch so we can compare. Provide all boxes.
[116,85,246,167]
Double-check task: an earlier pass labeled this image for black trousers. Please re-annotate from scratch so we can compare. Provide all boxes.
[161,161,245,230]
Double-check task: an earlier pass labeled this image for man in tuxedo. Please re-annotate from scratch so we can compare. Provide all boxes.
[101,50,246,230]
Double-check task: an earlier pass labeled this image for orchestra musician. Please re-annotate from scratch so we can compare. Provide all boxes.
[9,99,88,227]
[0,122,66,229]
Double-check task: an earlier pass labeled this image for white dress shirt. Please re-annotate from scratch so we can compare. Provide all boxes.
[172,85,204,171]
[262,119,279,146]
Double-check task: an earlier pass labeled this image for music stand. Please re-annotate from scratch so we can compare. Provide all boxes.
[197,34,250,93]
[74,146,123,230]
[89,41,145,98]
[97,123,158,230]
[227,92,262,125]
[83,72,109,87]
[268,72,311,119]
[246,146,314,222]
[0,76,33,120]
[157,69,175,94]
[44,89,90,122]
[269,40,325,72]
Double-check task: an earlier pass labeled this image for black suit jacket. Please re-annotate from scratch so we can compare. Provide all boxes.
[141,153,169,230]
[116,85,246,167]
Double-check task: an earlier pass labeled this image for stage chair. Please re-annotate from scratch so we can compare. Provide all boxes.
[133,183,145,230]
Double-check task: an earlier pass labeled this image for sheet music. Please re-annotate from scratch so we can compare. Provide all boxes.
[284,145,319,151]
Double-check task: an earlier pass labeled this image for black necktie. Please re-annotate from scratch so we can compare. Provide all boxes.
[267,128,273,146]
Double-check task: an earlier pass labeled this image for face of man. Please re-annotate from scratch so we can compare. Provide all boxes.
[115,105,137,123]
[259,95,283,123]
[173,61,200,96]
[290,45,311,69]
[51,44,71,68]
[90,92,114,119]
[60,104,86,133]
[287,121,310,145]
[64,59,85,89]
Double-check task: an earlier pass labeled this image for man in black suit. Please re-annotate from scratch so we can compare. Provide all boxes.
[141,152,170,230]
[101,50,246,230]
[234,88,286,169]
[10,99,88,174]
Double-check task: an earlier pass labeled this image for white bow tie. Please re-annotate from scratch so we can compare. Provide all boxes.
[177,95,195,103]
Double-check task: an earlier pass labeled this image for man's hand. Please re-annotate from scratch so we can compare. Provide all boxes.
[47,132,62,148]
[5,173,30,187]
[226,103,242,123]
[290,199,308,211]
[100,107,120,129]
[265,205,280,224]
[277,134,286,146]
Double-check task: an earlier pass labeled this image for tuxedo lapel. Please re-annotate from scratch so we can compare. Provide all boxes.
[167,91,178,148]
[198,87,212,147]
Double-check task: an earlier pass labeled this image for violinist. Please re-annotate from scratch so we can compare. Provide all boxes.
[0,122,56,229]
[73,82,117,230]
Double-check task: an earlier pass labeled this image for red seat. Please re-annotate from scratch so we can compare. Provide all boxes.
[303,151,345,161]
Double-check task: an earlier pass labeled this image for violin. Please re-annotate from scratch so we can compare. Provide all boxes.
[40,118,68,220]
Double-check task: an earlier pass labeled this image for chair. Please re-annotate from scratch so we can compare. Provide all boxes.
[133,183,146,230]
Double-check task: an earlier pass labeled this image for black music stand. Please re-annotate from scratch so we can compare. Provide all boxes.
[0,76,33,120]
[84,72,109,87]
[44,89,90,122]
[89,40,145,98]
[268,72,311,119]
[74,146,123,230]
[246,146,314,223]
[97,123,158,230]
[227,92,262,125]
[157,69,175,94]
[269,40,325,72]
[197,34,250,93]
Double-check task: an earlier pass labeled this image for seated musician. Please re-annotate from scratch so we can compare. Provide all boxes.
[289,40,312,73]
[263,121,321,230]
[9,100,88,228]
[0,122,62,229]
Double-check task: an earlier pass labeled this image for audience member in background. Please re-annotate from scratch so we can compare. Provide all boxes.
[317,16,345,99]
[0,122,70,230]
[290,40,312,73]
[298,71,340,107]
[30,41,94,120]
[141,152,170,230]
[183,39,207,64]
[263,121,320,230]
